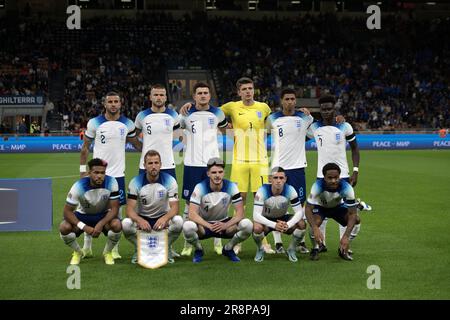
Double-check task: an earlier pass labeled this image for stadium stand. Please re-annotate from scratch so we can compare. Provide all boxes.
[0,7,448,134]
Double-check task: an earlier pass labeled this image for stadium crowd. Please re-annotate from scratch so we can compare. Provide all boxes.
[0,13,448,134]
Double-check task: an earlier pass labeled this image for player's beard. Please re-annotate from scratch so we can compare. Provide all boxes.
[92,177,104,186]
[153,101,164,109]
[108,108,119,116]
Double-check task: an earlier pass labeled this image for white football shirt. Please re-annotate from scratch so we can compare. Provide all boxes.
[253,183,303,229]
[127,172,179,219]
[267,111,313,170]
[190,179,242,222]
[179,105,227,167]
[66,176,120,215]
[307,121,356,178]
[307,179,357,209]
[85,115,136,177]
[135,108,180,170]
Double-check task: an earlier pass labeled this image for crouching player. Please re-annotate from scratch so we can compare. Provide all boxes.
[182,157,253,263]
[252,167,306,263]
[122,150,183,264]
[59,158,122,265]
[305,163,361,261]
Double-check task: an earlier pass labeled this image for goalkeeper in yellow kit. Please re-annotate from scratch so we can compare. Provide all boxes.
[222,77,274,254]
[180,77,275,254]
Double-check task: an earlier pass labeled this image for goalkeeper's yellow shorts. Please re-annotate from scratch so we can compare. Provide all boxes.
[230,161,269,193]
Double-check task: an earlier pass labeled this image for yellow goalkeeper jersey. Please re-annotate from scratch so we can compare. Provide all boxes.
[221,100,271,163]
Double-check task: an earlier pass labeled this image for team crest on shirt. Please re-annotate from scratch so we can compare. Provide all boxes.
[296,120,301,128]
[208,117,215,127]
[102,195,108,201]
[222,198,228,206]
[120,128,125,137]
[147,236,158,248]
[164,119,170,127]
[336,133,341,141]
[157,190,165,198]
[256,111,262,119]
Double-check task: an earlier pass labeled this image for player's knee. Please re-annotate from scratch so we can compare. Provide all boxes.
[253,222,264,234]
[59,220,72,234]
[121,218,135,235]
[356,215,361,224]
[170,215,183,232]
[109,218,122,232]
[298,219,306,230]
[182,220,197,237]
[238,218,253,235]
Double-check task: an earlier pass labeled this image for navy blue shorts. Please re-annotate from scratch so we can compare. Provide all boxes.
[139,215,165,229]
[285,168,306,204]
[200,217,233,240]
[115,176,126,206]
[312,204,349,227]
[139,168,177,180]
[74,211,110,236]
[182,166,208,201]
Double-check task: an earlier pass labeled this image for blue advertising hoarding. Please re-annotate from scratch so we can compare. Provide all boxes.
[0,134,449,153]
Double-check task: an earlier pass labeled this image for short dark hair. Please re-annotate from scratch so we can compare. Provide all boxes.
[104,91,120,104]
[144,149,161,162]
[150,84,166,92]
[207,157,225,170]
[88,158,108,170]
[236,77,253,90]
[270,166,286,175]
[105,91,120,98]
[318,95,336,105]
[280,88,296,99]
[193,82,210,94]
[322,163,341,176]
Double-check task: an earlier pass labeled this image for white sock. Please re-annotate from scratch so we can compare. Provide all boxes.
[83,232,92,250]
[185,233,202,250]
[183,221,202,250]
[225,232,245,250]
[126,233,137,248]
[339,224,347,240]
[288,229,305,251]
[122,218,137,248]
[182,205,192,248]
[214,237,222,247]
[224,219,252,250]
[272,231,282,245]
[104,230,121,254]
[350,223,361,241]
[253,232,265,249]
[112,213,122,253]
[168,216,183,247]
[61,232,82,253]
[319,218,328,245]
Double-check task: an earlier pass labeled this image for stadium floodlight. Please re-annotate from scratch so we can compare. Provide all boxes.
[249,0,258,10]
[206,0,217,10]
[291,0,301,4]
[426,2,436,5]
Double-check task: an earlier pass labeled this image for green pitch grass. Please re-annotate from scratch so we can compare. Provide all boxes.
[0,150,449,299]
